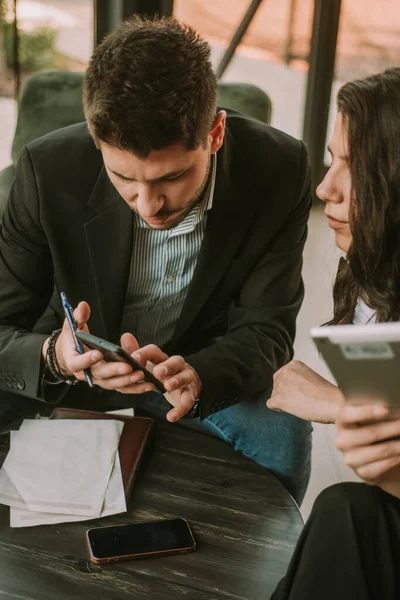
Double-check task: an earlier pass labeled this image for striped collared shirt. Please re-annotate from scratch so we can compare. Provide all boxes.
[121,154,217,348]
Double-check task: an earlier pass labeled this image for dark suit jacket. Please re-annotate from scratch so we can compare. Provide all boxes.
[0,110,311,419]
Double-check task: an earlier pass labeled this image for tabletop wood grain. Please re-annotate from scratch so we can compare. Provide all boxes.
[0,421,303,600]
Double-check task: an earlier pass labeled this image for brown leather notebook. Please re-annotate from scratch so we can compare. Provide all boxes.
[49,408,155,502]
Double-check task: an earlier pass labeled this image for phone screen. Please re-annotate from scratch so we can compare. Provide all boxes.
[87,518,195,559]
[75,330,166,394]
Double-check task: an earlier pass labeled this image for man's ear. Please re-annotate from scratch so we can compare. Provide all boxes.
[209,110,226,154]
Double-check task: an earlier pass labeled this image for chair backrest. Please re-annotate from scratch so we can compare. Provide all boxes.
[218,82,272,125]
[11,70,272,166]
[11,70,85,166]
[0,69,273,219]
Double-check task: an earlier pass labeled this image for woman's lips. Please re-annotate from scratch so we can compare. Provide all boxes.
[326,215,348,230]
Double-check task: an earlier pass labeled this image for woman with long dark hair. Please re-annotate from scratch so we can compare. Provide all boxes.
[269,68,400,599]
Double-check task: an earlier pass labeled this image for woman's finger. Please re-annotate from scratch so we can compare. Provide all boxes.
[356,455,400,484]
[344,439,400,469]
[336,418,400,451]
[337,403,389,427]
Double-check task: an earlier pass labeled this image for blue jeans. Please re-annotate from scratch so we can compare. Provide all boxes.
[122,389,312,506]
[0,388,312,505]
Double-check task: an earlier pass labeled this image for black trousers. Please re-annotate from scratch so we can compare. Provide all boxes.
[271,482,400,600]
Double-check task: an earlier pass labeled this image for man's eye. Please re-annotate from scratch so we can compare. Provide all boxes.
[115,174,131,183]
[165,173,183,182]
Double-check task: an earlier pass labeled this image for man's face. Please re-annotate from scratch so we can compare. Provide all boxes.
[100,113,226,230]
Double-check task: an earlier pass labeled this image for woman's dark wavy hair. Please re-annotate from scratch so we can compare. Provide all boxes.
[328,67,400,325]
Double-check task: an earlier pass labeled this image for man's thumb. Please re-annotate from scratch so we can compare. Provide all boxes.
[73,301,91,328]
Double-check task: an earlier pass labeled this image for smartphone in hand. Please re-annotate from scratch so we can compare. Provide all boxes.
[75,330,166,394]
[86,518,196,564]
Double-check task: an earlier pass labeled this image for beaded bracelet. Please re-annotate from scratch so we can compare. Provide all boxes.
[46,328,77,385]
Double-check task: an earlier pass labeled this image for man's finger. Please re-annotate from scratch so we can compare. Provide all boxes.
[67,350,103,374]
[152,355,186,379]
[96,372,153,391]
[163,368,195,391]
[116,381,155,394]
[166,390,195,422]
[73,301,91,328]
[133,345,169,366]
[90,360,133,379]
[120,332,140,355]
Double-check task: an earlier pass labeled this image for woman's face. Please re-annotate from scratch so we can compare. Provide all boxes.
[316,113,352,253]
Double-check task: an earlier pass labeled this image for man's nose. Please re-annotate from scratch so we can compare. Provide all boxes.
[135,185,164,217]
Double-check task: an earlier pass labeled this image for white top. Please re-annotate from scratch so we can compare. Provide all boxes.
[353,297,376,325]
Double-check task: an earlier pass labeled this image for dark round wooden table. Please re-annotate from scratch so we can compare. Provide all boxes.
[0,421,303,600]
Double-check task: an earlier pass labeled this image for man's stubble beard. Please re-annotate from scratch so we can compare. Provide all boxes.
[147,154,212,229]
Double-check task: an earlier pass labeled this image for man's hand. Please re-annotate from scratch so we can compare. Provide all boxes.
[336,403,400,498]
[267,359,345,423]
[42,301,104,377]
[43,315,202,421]
[132,343,202,423]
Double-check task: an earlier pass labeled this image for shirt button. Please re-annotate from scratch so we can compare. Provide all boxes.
[166,276,175,284]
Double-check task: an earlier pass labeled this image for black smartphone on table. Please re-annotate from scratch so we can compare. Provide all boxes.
[86,518,196,564]
[75,330,166,394]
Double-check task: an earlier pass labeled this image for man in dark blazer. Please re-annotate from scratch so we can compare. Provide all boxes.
[0,16,312,504]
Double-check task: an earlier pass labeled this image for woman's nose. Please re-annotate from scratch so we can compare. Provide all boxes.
[316,169,335,204]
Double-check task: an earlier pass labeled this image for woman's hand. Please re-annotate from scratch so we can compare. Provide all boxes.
[267,360,345,423]
[336,403,400,499]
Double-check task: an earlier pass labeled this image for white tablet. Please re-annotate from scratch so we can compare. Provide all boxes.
[311,322,400,408]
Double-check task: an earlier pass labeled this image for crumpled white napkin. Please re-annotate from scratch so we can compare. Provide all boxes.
[0,419,123,518]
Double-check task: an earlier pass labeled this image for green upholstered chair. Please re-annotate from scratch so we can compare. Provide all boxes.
[0,70,272,218]
[0,70,85,218]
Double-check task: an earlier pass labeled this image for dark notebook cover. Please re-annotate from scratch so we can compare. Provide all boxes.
[49,408,155,502]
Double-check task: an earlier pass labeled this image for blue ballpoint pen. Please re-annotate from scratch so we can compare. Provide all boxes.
[60,292,93,387]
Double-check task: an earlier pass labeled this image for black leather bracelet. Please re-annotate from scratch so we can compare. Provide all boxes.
[46,328,77,385]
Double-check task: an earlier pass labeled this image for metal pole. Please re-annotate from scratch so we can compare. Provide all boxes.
[94,0,174,47]
[284,0,297,65]
[122,0,173,19]
[302,0,342,196]
[94,0,123,46]
[216,0,264,79]
[13,0,20,102]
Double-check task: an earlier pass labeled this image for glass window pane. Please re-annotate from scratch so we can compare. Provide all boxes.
[325,0,400,163]
[174,0,314,139]
[0,0,93,170]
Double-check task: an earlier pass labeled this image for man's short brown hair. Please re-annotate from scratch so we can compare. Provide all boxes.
[83,16,218,158]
